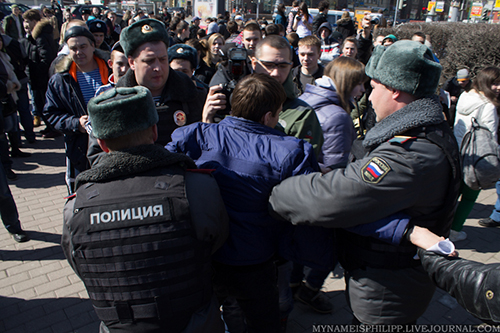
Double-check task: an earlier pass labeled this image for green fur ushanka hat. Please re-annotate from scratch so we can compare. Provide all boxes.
[88,87,159,139]
[365,40,442,98]
[120,18,169,57]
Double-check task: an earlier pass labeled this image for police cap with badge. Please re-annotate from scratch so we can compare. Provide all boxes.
[88,86,159,140]
[120,18,170,57]
[87,19,107,34]
[168,44,198,70]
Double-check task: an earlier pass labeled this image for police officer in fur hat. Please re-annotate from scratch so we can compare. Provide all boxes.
[62,86,228,333]
[87,18,207,166]
[269,40,461,324]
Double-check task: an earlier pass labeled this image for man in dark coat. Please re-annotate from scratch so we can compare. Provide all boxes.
[43,26,108,194]
[87,19,207,166]
[3,5,25,41]
[22,9,58,137]
[312,0,329,35]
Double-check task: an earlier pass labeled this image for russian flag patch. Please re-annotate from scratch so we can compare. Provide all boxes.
[361,157,392,184]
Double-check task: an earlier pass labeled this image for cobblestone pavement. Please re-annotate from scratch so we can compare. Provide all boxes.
[0,128,498,332]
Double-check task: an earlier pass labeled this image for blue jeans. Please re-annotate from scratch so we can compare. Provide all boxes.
[490,180,500,222]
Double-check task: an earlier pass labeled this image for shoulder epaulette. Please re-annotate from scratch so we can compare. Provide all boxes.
[388,136,417,144]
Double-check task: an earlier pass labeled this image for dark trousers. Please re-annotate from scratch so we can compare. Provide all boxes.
[0,157,20,233]
[17,82,35,141]
[290,263,331,289]
[212,260,280,333]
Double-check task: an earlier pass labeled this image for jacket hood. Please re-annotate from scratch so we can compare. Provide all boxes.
[456,90,490,116]
[54,48,110,74]
[32,18,53,40]
[317,22,332,37]
[300,80,341,110]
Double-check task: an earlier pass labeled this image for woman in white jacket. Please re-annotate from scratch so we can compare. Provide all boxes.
[451,66,500,241]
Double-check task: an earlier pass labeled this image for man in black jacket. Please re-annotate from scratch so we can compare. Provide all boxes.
[312,1,329,35]
[87,18,207,166]
[22,9,58,138]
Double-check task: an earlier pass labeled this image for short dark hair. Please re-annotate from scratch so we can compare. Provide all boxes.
[286,32,299,48]
[23,9,41,21]
[318,0,330,12]
[292,0,299,7]
[231,73,286,122]
[197,29,207,39]
[265,24,279,36]
[175,20,188,34]
[244,21,261,33]
[227,20,238,34]
[255,35,292,61]
[412,31,426,40]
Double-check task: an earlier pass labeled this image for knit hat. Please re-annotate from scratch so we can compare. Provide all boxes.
[168,44,198,70]
[382,34,397,43]
[365,40,442,98]
[87,19,107,34]
[331,31,343,42]
[120,18,169,57]
[64,25,96,44]
[456,69,470,81]
[207,21,219,35]
[88,87,159,140]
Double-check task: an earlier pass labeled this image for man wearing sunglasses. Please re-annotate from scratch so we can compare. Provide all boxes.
[204,35,323,157]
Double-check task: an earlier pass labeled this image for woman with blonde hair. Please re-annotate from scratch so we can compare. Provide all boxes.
[201,32,224,84]
[451,66,500,241]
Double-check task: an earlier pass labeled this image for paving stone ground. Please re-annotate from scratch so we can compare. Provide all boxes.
[0,127,498,332]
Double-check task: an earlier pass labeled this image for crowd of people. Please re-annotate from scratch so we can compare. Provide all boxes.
[0,1,500,332]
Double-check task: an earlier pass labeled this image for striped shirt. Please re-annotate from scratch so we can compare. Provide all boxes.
[153,95,162,104]
[77,69,102,105]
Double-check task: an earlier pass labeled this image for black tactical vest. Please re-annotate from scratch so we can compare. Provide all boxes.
[338,122,461,270]
[67,168,213,328]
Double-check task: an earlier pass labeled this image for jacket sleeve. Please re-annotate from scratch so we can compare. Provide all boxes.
[419,249,500,324]
[43,75,81,133]
[36,34,55,76]
[166,124,204,160]
[87,130,105,167]
[269,140,448,228]
[61,198,81,278]
[346,213,410,245]
[480,103,499,143]
[282,104,324,159]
